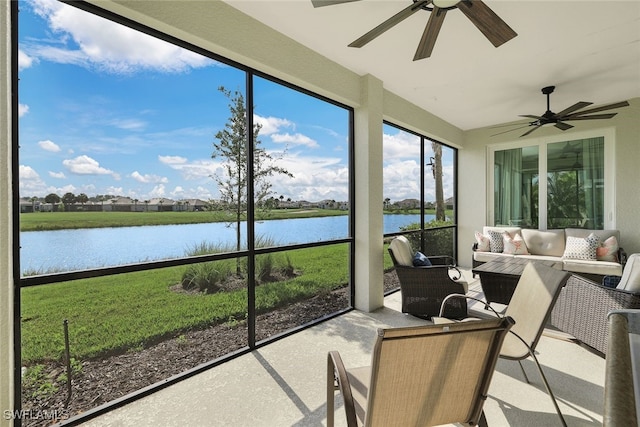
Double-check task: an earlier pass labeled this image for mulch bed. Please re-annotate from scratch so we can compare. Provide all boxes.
[20,272,400,426]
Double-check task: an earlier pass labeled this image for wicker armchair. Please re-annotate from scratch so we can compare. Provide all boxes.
[550,274,640,355]
[388,236,468,319]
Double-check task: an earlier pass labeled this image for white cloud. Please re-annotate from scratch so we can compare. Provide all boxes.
[382,131,421,160]
[131,171,168,184]
[19,165,40,180]
[18,49,36,71]
[19,104,30,117]
[255,115,294,135]
[62,155,117,177]
[19,165,49,196]
[149,184,166,198]
[48,171,66,179]
[170,186,185,197]
[159,155,188,165]
[25,0,215,74]
[271,133,319,148]
[38,139,61,152]
[110,118,147,131]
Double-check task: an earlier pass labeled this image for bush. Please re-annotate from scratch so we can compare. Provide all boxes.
[400,219,454,257]
[181,236,296,293]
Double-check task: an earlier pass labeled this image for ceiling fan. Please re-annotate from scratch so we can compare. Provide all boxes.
[496,86,630,137]
[311,0,517,60]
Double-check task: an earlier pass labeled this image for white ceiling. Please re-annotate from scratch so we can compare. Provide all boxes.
[224,0,640,131]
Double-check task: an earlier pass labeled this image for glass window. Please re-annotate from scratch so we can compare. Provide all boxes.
[493,136,607,230]
[17,1,353,422]
[547,138,605,229]
[494,146,539,227]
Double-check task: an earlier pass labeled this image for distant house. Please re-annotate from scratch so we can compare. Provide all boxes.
[147,197,175,212]
[179,198,209,211]
[395,198,420,209]
[19,198,40,213]
[105,197,135,212]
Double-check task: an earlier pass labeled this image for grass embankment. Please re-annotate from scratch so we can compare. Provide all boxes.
[22,243,396,364]
[20,208,447,232]
[19,209,348,232]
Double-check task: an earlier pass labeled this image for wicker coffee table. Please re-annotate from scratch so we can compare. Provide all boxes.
[472,258,562,305]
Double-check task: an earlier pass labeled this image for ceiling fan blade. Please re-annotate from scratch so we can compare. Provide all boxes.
[311,0,360,7]
[554,122,574,131]
[414,6,447,60]
[562,101,630,117]
[349,0,431,48]
[490,124,532,137]
[456,0,517,47]
[489,120,530,129]
[555,101,593,118]
[521,125,542,137]
[519,114,543,120]
[561,113,618,121]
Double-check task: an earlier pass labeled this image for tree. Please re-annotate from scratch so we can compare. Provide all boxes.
[62,192,76,209]
[211,86,293,262]
[76,193,88,207]
[431,142,445,221]
[44,193,60,205]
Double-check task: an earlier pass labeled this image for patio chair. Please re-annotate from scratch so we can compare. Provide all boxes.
[435,262,571,426]
[388,236,468,319]
[326,317,515,427]
[550,253,640,355]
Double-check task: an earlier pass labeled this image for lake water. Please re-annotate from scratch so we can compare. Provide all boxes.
[20,214,430,274]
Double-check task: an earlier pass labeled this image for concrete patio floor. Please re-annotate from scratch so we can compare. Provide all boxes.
[82,272,606,426]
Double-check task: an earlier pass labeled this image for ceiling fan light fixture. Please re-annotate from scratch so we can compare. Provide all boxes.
[432,0,460,9]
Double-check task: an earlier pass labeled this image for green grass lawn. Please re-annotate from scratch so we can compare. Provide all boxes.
[19,209,348,231]
[21,244,361,364]
[20,208,449,231]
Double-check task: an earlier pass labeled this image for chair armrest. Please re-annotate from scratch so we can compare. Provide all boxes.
[427,255,457,267]
[327,351,357,427]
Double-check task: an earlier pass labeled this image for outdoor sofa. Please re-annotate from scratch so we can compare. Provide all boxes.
[472,226,626,283]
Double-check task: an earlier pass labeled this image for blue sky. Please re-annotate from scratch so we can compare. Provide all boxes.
[18,0,453,203]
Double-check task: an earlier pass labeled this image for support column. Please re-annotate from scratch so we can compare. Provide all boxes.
[354,74,384,312]
[1,1,15,426]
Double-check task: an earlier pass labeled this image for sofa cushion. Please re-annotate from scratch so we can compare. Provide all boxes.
[521,229,566,257]
[389,236,413,267]
[565,228,620,244]
[563,259,623,277]
[473,251,514,263]
[617,253,640,292]
[474,231,490,252]
[503,232,529,255]
[515,254,563,268]
[487,230,504,253]
[563,233,599,260]
[482,226,522,238]
[596,236,619,262]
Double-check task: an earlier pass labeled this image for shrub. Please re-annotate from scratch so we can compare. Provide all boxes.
[181,235,296,293]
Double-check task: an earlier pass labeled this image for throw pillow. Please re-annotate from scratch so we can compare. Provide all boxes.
[413,251,432,267]
[503,232,529,255]
[602,275,622,288]
[563,233,599,260]
[487,230,504,253]
[596,236,619,262]
[474,231,490,252]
